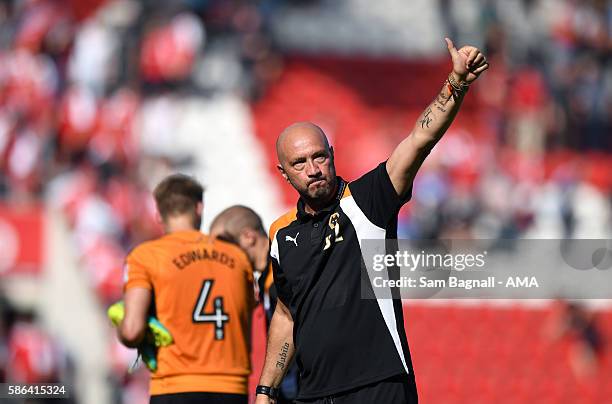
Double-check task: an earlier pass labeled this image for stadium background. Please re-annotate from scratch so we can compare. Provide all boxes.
[0,0,611,403]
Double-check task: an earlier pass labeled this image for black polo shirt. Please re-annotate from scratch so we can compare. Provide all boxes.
[269,162,415,399]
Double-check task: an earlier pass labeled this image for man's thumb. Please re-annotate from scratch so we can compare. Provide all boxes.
[445,37,458,56]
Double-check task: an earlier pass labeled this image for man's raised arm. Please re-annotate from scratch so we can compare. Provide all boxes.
[386,38,489,196]
[255,299,295,404]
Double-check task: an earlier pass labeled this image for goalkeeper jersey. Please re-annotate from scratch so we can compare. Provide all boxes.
[124,230,255,395]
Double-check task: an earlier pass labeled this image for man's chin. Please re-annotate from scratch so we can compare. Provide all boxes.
[309,185,333,200]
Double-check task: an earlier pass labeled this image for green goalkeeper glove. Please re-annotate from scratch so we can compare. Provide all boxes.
[107,301,174,372]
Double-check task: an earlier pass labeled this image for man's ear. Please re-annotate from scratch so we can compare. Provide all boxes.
[240,229,257,248]
[277,164,290,183]
[194,202,204,230]
[154,210,164,225]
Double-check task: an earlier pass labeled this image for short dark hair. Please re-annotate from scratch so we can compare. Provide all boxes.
[153,174,204,222]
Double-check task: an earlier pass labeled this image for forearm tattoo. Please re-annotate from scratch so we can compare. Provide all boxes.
[275,342,290,370]
[419,107,434,129]
[418,81,461,130]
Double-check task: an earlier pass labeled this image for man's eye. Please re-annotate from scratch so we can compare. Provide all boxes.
[315,156,326,163]
[294,162,305,170]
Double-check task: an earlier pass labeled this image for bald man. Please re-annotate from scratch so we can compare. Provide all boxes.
[255,39,489,404]
[211,206,300,403]
[210,205,270,274]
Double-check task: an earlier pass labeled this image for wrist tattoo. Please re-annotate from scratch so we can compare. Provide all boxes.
[275,342,290,370]
[433,88,451,112]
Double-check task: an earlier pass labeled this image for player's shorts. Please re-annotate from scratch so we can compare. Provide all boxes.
[293,374,418,404]
[150,392,247,404]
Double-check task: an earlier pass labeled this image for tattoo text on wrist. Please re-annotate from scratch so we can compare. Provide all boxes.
[434,88,451,112]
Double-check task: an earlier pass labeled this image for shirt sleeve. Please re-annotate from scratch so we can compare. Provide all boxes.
[269,232,292,308]
[123,245,154,291]
[347,161,412,228]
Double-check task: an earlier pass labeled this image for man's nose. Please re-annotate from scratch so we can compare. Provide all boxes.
[305,160,321,176]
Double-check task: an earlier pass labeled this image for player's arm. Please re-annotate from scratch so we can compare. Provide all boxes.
[386,38,489,196]
[256,299,295,404]
[118,287,151,348]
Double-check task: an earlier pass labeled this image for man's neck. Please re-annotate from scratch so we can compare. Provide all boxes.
[165,216,199,234]
[254,236,270,272]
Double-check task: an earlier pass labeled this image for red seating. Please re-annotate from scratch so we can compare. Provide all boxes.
[403,304,611,403]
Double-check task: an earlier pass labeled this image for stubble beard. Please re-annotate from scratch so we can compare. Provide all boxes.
[303,176,337,208]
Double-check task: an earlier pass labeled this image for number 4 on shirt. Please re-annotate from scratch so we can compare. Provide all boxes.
[192,280,229,340]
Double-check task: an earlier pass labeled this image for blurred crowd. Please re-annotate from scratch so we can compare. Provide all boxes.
[0,0,282,304]
[0,293,77,403]
[400,0,611,240]
[468,0,611,152]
